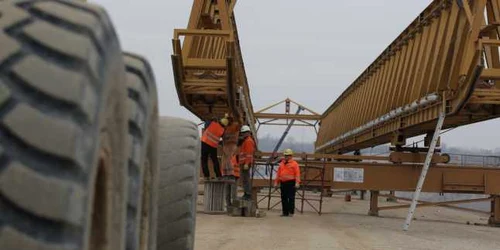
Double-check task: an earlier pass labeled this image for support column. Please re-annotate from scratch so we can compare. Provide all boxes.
[251,187,259,209]
[489,195,500,226]
[353,150,364,199]
[369,190,379,216]
[388,132,405,202]
[387,190,397,202]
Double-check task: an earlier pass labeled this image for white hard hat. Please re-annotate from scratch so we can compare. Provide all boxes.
[240,125,251,133]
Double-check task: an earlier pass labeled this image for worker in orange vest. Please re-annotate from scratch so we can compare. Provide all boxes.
[221,117,240,178]
[274,149,300,217]
[238,125,256,200]
[201,116,228,180]
[224,154,240,208]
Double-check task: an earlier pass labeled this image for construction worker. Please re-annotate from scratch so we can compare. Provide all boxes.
[201,116,229,180]
[274,149,300,217]
[224,154,240,209]
[238,125,255,200]
[221,116,240,178]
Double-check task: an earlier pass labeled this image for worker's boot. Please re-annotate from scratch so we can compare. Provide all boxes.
[242,194,251,200]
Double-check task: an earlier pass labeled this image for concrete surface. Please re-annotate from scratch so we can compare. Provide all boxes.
[194,193,500,250]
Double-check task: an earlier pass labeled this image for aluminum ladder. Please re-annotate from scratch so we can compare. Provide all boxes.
[403,111,446,231]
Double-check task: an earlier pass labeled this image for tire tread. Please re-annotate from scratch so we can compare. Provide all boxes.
[157,117,200,250]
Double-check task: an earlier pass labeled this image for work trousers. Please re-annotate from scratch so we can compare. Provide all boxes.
[241,167,252,198]
[224,176,238,207]
[201,142,221,178]
[280,180,296,216]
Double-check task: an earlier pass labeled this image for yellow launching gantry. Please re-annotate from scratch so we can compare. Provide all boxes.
[171,0,256,138]
[316,0,500,154]
[173,0,500,154]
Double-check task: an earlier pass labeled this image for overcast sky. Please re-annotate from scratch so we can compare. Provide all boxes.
[92,0,500,150]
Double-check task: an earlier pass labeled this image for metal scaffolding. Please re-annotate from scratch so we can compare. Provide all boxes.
[252,154,327,215]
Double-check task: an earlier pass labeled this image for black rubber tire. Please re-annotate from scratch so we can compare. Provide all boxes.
[122,52,159,250]
[157,117,200,250]
[0,1,128,250]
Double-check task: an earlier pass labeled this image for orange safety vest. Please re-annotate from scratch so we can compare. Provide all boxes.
[222,153,240,177]
[231,155,240,178]
[223,123,240,144]
[201,122,224,148]
[238,136,255,165]
[274,159,300,185]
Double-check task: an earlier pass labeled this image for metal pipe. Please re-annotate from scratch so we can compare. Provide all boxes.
[238,86,258,145]
[316,93,441,151]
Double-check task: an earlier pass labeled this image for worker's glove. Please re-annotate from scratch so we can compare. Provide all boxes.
[243,164,249,170]
[295,183,300,189]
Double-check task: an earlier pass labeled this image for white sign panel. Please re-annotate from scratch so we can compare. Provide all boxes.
[334,168,364,183]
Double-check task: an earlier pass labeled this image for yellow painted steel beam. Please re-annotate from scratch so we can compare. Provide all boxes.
[254,113,322,120]
[317,0,500,153]
[172,0,256,135]
[252,154,500,195]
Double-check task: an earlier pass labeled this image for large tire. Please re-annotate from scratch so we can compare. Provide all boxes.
[0,1,128,250]
[123,52,159,250]
[157,117,200,250]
